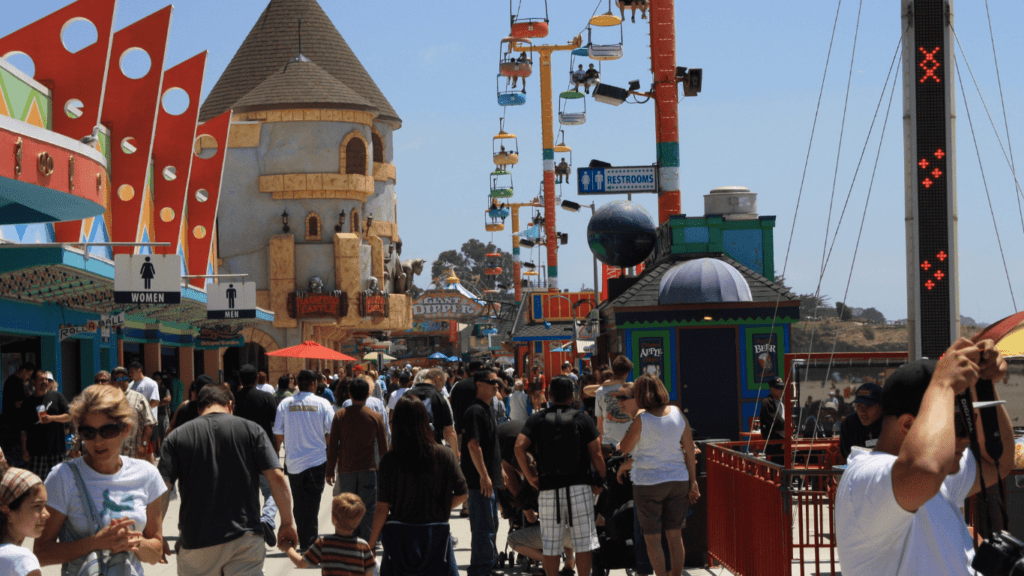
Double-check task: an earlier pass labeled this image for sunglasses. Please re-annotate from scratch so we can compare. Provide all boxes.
[615,395,634,401]
[114,376,129,382]
[94,378,110,384]
[78,422,126,440]
[487,379,502,386]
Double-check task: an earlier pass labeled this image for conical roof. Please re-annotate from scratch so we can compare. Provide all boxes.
[199,0,400,126]
[232,58,374,113]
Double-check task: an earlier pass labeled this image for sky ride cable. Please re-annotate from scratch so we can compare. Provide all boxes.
[982,0,1024,243]
[954,60,1018,313]
[817,0,863,283]
[745,0,845,457]
[758,37,903,462]
[951,29,1024,242]
[791,59,901,483]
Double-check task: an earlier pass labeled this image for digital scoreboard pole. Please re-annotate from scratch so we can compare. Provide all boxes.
[903,0,958,360]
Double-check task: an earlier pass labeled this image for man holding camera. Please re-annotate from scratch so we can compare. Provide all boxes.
[836,338,1013,575]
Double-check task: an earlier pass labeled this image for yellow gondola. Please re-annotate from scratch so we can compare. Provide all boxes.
[553,130,572,184]
[493,119,519,169]
[587,6,624,61]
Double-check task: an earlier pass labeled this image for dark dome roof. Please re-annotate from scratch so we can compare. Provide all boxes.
[199,0,400,126]
[659,258,753,305]
[232,59,374,114]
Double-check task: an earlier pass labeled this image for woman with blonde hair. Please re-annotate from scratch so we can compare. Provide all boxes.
[35,385,167,575]
[617,375,699,576]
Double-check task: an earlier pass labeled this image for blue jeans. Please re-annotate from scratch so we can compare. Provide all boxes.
[259,474,277,529]
[468,489,498,576]
[288,462,327,549]
[335,469,377,541]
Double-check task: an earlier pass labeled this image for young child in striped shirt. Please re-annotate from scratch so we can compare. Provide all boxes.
[286,493,376,576]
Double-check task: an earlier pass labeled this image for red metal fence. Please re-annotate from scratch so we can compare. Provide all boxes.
[706,440,844,576]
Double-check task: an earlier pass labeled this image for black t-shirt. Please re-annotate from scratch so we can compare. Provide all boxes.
[378,446,468,523]
[405,384,453,443]
[496,420,523,466]
[760,396,786,440]
[159,413,280,549]
[21,391,69,456]
[233,386,277,442]
[450,378,478,434]
[460,399,503,490]
[522,406,599,490]
[2,374,27,422]
[838,412,882,461]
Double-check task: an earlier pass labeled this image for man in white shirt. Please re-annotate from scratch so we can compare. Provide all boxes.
[386,372,412,420]
[128,361,160,421]
[835,338,1013,576]
[594,355,634,445]
[508,380,531,423]
[273,369,334,551]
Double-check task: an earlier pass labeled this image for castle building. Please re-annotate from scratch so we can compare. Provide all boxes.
[204,0,413,378]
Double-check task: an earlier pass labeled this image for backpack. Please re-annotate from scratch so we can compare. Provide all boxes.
[537,408,581,477]
[406,385,440,441]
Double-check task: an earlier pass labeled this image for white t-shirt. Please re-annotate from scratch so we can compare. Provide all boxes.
[836,447,978,576]
[0,544,40,576]
[594,383,631,445]
[274,392,334,474]
[257,383,275,395]
[45,457,167,576]
[131,376,160,420]
[386,387,410,411]
[509,391,530,423]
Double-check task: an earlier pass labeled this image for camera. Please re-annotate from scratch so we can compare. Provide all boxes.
[973,530,1024,576]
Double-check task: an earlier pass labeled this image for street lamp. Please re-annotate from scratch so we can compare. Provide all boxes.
[560,199,600,303]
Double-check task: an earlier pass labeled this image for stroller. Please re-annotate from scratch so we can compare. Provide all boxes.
[591,449,638,576]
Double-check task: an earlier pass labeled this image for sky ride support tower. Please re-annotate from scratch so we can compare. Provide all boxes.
[902,0,959,359]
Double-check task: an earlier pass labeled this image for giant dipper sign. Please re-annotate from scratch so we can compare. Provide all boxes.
[412,290,483,321]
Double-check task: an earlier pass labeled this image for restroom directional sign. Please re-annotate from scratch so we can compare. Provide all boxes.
[208,281,257,319]
[114,254,181,304]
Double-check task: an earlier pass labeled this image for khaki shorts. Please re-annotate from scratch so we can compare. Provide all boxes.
[634,480,691,534]
[178,532,265,576]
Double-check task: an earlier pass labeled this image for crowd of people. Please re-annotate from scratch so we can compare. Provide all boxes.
[0,354,704,576]
[0,337,1013,576]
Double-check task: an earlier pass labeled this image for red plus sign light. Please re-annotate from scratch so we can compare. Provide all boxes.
[919,158,929,169]
[931,168,942,179]
[925,280,935,290]
[934,270,945,281]
[934,149,945,159]
[937,251,947,261]
[921,261,932,270]
[923,178,933,188]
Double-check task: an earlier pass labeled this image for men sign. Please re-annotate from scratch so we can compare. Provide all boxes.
[412,290,484,321]
[577,165,657,195]
[114,254,181,304]
[208,281,257,319]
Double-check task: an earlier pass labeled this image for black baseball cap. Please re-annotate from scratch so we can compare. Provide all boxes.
[881,360,937,417]
[768,377,785,390]
[852,383,882,407]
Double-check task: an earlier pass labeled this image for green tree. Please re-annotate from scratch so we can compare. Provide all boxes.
[430,239,514,296]
[836,301,854,321]
[797,293,831,318]
[859,307,886,324]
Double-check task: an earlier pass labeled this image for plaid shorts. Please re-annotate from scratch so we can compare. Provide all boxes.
[537,484,599,556]
[28,453,65,481]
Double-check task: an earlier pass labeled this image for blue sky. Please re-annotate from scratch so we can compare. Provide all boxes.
[6,0,1024,325]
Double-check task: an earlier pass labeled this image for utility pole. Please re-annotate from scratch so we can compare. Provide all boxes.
[902,0,958,359]
[513,36,582,291]
[650,0,681,223]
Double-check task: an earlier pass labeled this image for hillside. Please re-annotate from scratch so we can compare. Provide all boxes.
[790,320,983,353]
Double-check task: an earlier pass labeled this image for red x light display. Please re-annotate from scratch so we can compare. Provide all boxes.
[911,0,956,359]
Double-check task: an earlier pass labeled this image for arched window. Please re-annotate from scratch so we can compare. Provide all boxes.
[372,132,384,164]
[305,212,322,241]
[346,138,367,175]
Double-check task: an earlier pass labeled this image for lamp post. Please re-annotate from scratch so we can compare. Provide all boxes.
[561,199,600,303]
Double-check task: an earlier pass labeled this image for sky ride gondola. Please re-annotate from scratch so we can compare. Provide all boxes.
[499,37,533,81]
[497,74,527,107]
[484,252,504,276]
[493,119,519,169]
[558,90,586,126]
[509,0,549,38]
[587,5,624,61]
[490,170,514,198]
[553,130,572,184]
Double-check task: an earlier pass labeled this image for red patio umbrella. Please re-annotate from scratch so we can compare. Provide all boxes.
[266,341,357,361]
